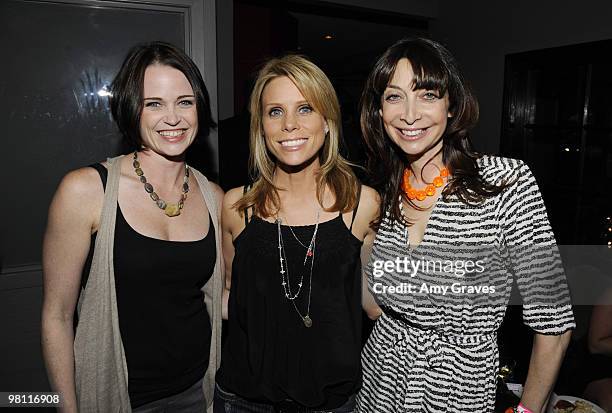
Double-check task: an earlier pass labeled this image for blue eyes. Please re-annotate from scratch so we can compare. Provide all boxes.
[269,108,283,117]
[268,105,313,117]
[144,100,195,108]
[298,105,313,114]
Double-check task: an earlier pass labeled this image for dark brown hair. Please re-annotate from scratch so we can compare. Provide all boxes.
[110,41,216,151]
[360,37,508,226]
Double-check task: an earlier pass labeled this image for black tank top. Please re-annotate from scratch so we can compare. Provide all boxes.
[82,164,215,408]
[217,188,363,409]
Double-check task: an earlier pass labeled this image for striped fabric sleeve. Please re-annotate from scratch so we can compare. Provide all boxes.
[499,160,576,334]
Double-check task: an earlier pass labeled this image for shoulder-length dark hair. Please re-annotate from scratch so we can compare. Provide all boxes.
[360,37,507,227]
[110,41,216,151]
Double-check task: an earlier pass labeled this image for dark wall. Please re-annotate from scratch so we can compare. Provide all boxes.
[0,0,185,392]
[431,0,612,154]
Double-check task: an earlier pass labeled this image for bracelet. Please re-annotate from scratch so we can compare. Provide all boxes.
[515,403,534,413]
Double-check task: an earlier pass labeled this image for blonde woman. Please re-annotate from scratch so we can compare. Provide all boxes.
[215,55,380,412]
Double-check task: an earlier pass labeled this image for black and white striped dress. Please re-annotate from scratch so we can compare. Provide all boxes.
[356,156,575,413]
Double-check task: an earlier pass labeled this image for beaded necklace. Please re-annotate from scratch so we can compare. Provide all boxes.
[132,151,189,217]
[401,166,449,201]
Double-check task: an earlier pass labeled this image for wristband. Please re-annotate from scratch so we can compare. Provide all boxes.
[515,403,534,413]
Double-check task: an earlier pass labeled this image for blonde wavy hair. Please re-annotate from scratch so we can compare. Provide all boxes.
[234,54,358,218]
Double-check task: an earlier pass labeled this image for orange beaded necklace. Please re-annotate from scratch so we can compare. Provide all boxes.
[401,167,449,201]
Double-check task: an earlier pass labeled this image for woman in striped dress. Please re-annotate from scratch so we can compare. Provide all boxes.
[356,38,575,413]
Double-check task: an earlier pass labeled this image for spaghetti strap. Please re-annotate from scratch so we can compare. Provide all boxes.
[349,184,362,232]
[243,184,250,227]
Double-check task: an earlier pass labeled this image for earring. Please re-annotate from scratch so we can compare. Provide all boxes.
[324,125,329,135]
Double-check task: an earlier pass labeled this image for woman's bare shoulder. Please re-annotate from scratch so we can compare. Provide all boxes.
[55,166,104,202]
[47,166,105,232]
[224,186,247,208]
[222,186,250,231]
[358,185,380,219]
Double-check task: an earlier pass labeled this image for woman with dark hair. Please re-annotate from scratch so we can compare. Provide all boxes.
[214,54,380,412]
[356,38,575,412]
[41,42,223,412]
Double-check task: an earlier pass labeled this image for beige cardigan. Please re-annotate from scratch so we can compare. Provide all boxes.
[73,155,223,412]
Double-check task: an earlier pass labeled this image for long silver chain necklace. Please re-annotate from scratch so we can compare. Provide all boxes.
[133,151,189,217]
[287,225,311,251]
[276,210,320,328]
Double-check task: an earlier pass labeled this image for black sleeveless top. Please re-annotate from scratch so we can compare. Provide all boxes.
[82,164,215,408]
[217,188,363,409]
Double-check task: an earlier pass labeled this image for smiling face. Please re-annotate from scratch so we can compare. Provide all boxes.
[139,64,198,158]
[261,76,328,169]
[380,58,451,159]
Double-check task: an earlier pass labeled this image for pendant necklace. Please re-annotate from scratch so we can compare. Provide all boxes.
[276,210,320,327]
[132,151,189,217]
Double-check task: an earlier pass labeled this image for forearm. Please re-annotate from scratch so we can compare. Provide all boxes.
[520,331,571,413]
[362,289,382,320]
[360,233,381,320]
[41,316,78,413]
[589,336,612,356]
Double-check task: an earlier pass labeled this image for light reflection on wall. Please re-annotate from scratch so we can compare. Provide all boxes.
[75,69,111,117]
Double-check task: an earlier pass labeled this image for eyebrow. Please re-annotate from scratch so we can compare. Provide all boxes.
[143,95,195,101]
[263,100,310,107]
[385,84,408,93]
[385,84,440,93]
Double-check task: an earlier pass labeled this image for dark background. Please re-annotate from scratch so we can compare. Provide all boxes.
[1,0,610,406]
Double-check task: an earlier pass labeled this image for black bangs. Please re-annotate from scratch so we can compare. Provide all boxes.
[376,38,451,97]
[409,57,449,95]
[360,36,505,231]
